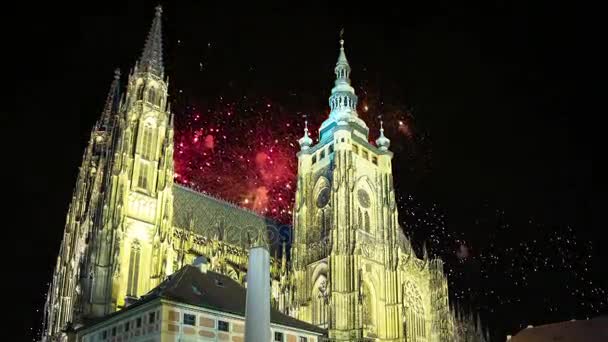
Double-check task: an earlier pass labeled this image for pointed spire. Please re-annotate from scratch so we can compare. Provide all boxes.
[375,118,391,151]
[327,32,358,114]
[337,34,349,71]
[298,119,313,150]
[100,69,121,129]
[139,5,164,77]
[320,30,369,140]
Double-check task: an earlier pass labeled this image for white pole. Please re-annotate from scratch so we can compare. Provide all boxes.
[245,246,271,342]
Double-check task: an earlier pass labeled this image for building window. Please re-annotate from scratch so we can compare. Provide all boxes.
[127,240,141,296]
[137,162,149,189]
[149,311,156,324]
[101,330,107,339]
[329,144,334,154]
[341,138,345,143]
[299,337,308,342]
[372,156,378,165]
[353,144,359,154]
[320,150,325,159]
[141,124,154,160]
[148,87,156,105]
[183,313,196,326]
[218,320,230,332]
[312,155,317,165]
[136,84,144,100]
[125,322,130,332]
[136,317,142,328]
[274,331,284,342]
[362,149,369,160]
[111,327,116,337]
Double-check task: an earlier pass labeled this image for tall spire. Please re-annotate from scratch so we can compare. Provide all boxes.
[318,30,370,141]
[329,33,357,115]
[100,69,121,129]
[139,5,164,77]
[336,32,350,82]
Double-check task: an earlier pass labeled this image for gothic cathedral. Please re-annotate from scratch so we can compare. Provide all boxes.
[42,6,489,342]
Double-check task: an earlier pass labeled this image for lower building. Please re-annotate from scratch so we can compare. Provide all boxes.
[76,263,326,342]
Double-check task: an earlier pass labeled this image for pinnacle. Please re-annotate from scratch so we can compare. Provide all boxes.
[139,6,164,77]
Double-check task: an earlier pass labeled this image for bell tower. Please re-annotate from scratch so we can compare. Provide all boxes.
[291,37,403,341]
[85,5,174,316]
[110,5,174,309]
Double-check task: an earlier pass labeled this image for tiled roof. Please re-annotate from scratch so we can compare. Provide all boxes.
[172,184,279,249]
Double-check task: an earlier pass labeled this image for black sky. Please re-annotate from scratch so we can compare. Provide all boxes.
[8,1,597,341]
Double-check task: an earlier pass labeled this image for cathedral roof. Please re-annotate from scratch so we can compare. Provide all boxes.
[172,184,281,251]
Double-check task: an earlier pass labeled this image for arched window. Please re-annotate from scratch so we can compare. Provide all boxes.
[136,84,144,100]
[364,212,370,233]
[127,240,141,296]
[361,281,377,338]
[403,281,426,342]
[141,124,154,160]
[148,87,156,105]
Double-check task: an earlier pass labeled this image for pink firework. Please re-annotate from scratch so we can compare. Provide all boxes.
[174,89,417,223]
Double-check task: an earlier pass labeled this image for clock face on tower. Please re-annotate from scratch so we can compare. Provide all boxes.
[358,189,370,208]
[316,187,330,208]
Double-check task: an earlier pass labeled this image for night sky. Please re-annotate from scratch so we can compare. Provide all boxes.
[9,1,600,341]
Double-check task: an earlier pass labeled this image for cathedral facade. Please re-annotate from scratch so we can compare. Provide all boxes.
[42,6,488,342]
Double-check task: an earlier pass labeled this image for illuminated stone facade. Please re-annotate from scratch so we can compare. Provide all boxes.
[284,38,465,342]
[41,7,279,341]
[42,6,489,342]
